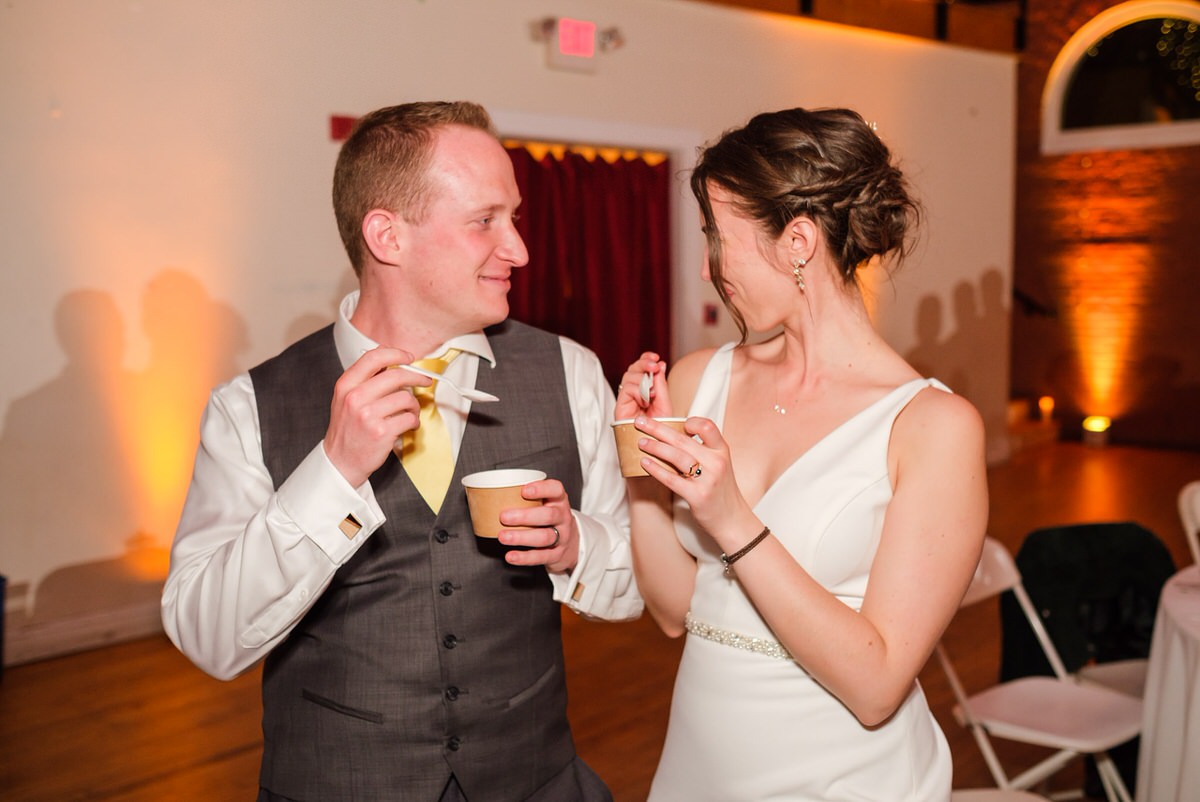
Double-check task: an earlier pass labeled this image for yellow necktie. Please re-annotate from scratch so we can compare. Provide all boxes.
[399,349,460,513]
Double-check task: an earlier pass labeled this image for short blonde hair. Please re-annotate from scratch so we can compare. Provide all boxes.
[332,101,497,275]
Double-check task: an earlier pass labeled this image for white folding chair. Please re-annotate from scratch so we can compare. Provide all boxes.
[1179,480,1200,566]
[935,538,1144,802]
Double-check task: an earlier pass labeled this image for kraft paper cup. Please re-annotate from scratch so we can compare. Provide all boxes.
[611,418,687,477]
[460,469,546,538]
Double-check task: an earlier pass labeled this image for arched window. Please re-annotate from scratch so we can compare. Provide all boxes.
[1042,0,1200,154]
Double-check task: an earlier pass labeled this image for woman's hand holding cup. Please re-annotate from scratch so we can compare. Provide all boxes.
[613,352,681,478]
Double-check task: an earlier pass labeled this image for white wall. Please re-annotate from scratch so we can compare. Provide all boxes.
[0,0,1014,663]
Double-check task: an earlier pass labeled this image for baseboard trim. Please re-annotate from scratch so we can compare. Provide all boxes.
[4,601,164,667]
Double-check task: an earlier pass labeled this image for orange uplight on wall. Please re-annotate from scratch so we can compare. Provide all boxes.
[117,270,248,556]
[131,383,202,534]
[1054,237,1151,424]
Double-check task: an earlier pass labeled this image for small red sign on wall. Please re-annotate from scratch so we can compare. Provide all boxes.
[545,17,598,72]
[330,115,358,142]
[557,18,596,58]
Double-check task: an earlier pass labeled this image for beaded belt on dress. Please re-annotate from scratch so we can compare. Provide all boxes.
[684,612,793,661]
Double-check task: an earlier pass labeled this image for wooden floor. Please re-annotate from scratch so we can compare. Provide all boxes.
[2,441,1198,801]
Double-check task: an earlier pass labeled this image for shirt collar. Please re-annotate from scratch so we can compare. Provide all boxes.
[333,290,497,369]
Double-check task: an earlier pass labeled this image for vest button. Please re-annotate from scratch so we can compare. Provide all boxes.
[434,529,450,543]
[445,686,460,701]
[442,633,458,649]
[439,581,454,596]
[447,735,462,751]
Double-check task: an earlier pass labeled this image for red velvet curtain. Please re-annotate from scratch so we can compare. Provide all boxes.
[506,147,672,387]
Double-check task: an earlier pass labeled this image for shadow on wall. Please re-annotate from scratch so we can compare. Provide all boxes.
[0,270,248,664]
[905,267,1010,462]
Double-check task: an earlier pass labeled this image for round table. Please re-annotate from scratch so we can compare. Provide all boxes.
[1135,563,1200,801]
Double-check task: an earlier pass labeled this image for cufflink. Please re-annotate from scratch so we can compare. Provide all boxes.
[338,514,363,539]
[571,582,586,602]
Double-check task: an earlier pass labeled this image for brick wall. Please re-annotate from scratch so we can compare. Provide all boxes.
[1013,0,1200,448]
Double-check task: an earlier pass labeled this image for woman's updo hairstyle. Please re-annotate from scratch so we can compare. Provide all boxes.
[691,107,920,339]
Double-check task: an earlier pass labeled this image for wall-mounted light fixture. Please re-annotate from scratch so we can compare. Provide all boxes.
[531,16,624,73]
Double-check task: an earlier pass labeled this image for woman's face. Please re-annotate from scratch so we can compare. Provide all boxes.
[704,183,789,331]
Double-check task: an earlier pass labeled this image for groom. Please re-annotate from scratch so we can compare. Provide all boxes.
[162,101,640,800]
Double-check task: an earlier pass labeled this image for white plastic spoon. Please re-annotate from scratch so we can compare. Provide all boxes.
[394,363,499,403]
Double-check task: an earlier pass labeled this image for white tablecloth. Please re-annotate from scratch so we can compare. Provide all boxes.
[1135,564,1200,801]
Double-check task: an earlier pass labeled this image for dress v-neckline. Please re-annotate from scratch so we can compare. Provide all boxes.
[709,350,928,511]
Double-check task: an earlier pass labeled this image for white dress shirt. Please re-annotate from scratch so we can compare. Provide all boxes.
[162,292,640,680]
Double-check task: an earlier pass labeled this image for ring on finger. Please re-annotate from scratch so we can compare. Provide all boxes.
[546,526,561,548]
[686,462,702,478]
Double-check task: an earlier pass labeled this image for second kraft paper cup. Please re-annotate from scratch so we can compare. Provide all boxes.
[610,418,687,477]
[460,469,546,538]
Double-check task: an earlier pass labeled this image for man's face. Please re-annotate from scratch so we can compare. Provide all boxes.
[396,125,529,337]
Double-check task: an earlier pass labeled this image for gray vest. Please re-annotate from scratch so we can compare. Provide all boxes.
[250,320,584,801]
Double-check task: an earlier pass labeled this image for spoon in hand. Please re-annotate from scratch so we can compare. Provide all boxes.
[393,363,499,404]
[639,372,652,405]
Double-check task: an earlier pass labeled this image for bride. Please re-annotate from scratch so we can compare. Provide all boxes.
[616,107,988,801]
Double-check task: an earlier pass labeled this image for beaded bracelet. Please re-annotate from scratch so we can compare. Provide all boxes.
[720,525,771,575]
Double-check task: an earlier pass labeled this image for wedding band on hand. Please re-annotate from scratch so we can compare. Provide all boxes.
[546,526,561,548]
[686,463,702,478]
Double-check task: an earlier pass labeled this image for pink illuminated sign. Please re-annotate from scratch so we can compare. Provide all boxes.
[557,17,596,59]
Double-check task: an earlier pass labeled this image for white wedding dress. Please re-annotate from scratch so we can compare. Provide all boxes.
[648,344,953,802]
